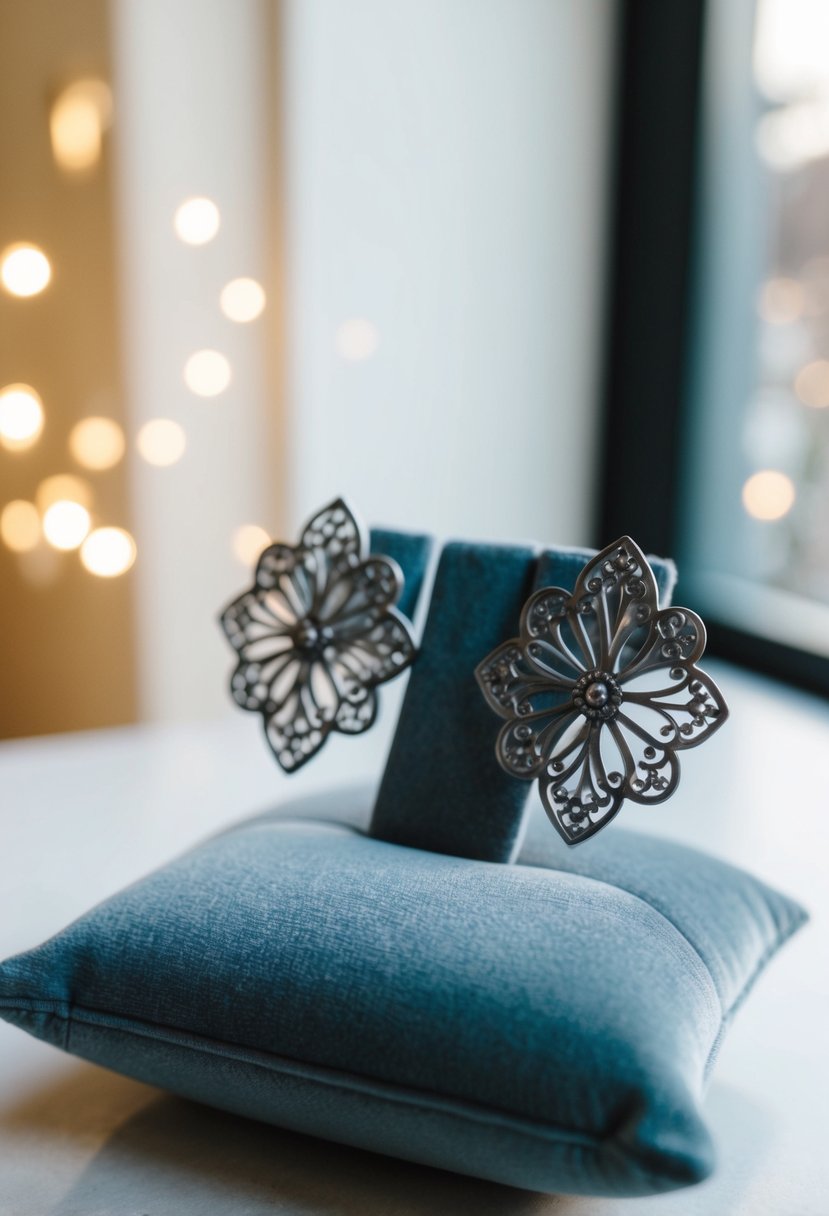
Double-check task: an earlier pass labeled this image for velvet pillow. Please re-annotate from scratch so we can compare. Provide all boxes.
[0,786,805,1198]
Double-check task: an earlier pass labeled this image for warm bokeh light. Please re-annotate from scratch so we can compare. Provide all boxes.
[0,384,44,451]
[0,500,40,553]
[36,473,93,513]
[220,277,266,323]
[42,500,91,551]
[80,526,136,577]
[232,523,271,566]
[184,349,231,397]
[794,359,829,408]
[335,318,380,361]
[50,79,113,173]
[0,243,52,297]
[69,416,125,470]
[174,197,220,245]
[136,418,187,466]
[742,469,796,521]
[757,277,804,324]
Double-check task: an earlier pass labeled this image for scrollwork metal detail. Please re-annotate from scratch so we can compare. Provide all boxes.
[475,537,728,845]
[220,498,416,773]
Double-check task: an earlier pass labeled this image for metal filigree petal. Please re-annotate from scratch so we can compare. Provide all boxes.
[333,610,416,687]
[335,687,378,735]
[324,558,404,635]
[539,736,626,845]
[519,585,595,675]
[255,543,301,592]
[300,498,366,571]
[264,678,333,773]
[622,665,728,750]
[496,707,580,780]
[475,536,729,845]
[606,716,681,804]
[570,537,659,672]
[614,606,706,680]
[475,638,574,720]
[219,497,417,773]
[220,591,291,655]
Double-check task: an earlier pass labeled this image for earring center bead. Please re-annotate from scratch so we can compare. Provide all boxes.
[585,681,609,708]
[292,619,333,656]
[573,670,622,722]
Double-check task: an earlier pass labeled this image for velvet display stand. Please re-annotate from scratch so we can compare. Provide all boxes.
[370,531,675,862]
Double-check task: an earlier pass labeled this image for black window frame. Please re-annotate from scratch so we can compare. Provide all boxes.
[597,0,829,699]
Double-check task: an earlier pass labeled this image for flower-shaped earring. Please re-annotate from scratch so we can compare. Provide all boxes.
[220,498,417,773]
[475,537,728,845]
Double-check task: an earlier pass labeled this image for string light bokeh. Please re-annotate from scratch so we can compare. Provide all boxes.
[1,244,52,297]
[0,385,44,451]
[173,196,221,246]
[1,173,278,590]
[50,79,113,174]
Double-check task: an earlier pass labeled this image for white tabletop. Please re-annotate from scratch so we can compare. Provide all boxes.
[0,661,826,1215]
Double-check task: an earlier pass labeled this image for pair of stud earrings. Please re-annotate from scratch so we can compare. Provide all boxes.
[220,498,728,846]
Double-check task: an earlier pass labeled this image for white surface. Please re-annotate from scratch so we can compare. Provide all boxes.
[0,661,826,1214]
[283,0,614,546]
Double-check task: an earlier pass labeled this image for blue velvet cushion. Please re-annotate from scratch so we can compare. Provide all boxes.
[0,787,805,1198]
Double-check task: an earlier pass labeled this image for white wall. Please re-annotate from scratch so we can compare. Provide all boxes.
[112,0,282,723]
[112,0,615,723]
[282,0,615,545]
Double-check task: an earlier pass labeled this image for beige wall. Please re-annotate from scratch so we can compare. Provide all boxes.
[0,0,137,737]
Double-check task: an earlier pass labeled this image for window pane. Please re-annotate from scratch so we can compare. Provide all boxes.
[682,0,829,659]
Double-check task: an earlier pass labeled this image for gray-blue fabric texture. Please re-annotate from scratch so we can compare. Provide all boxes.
[370,542,676,861]
[367,526,433,623]
[0,787,805,1197]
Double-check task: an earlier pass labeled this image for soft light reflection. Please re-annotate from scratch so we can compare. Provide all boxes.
[0,384,44,451]
[220,277,266,323]
[174,197,220,246]
[801,257,829,317]
[743,387,807,468]
[36,474,93,513]
[742,470,796,521]
[233,523,271,566]
[757,277,804,324]
[69,416,125,470]
[755,102,829,172]
[42,500,91,550]
[184,349,231,397]
[136,418,186,466]
[794,359,829,408]
[335,318,380,361]
[50,80,113,173]
[80,527,136,577]
[0,500,40,552]
[754,0,829,102]
[1,243,51,297]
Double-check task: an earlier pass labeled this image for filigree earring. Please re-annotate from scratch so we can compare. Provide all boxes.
[220,497,417,773]
[475,537,728,845]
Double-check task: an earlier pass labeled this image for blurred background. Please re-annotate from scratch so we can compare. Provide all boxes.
[1,0,827,740]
